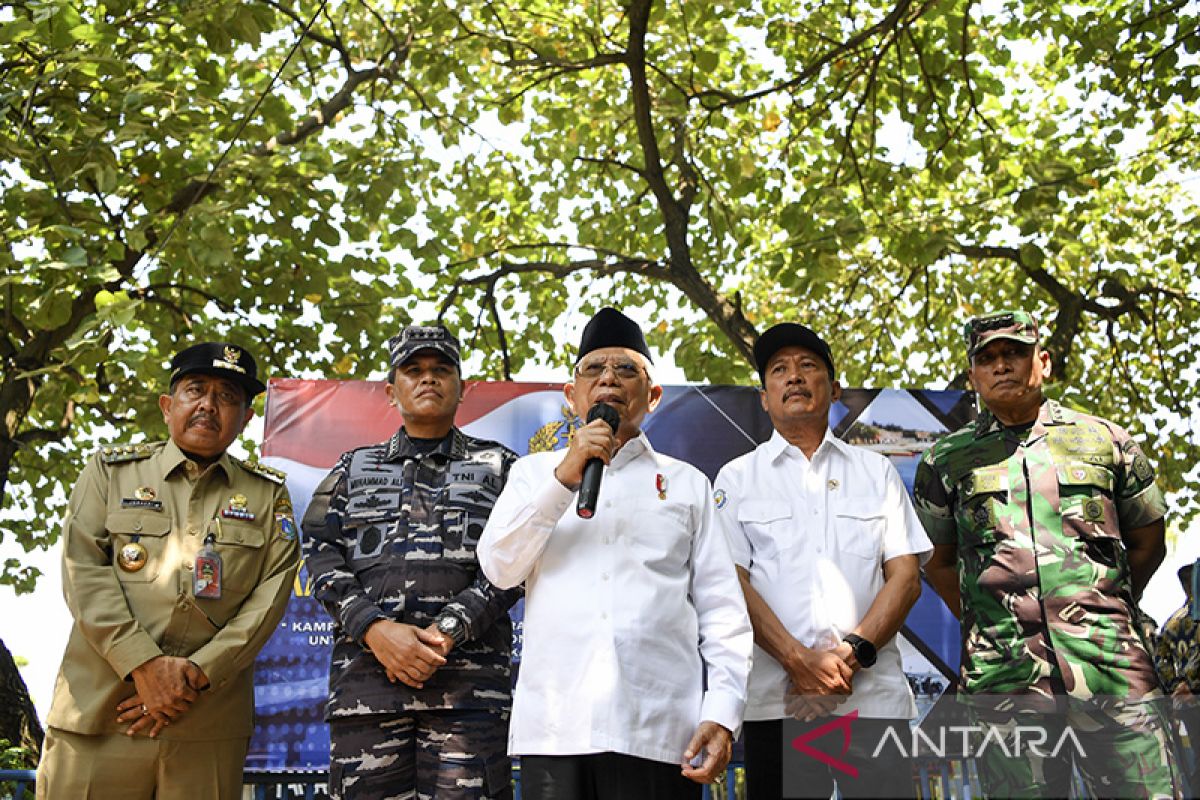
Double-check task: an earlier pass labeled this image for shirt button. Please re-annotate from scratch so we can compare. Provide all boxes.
[602,537,610,544]
[602,573,609,581]
[188,526,199,536]
[183,561,193,571]
[600,612,608,620]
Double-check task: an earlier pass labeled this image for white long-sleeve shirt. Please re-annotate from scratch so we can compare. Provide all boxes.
[478,433,752,764]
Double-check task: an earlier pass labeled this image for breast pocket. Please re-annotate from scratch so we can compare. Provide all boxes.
[957,466,1009,549]
[107,509,171,583]
[346,514,393,569]
[834,497,884,562]
[211,519,266,594]
[1057,462,1117,538]
[736,500,793,562]
[627,500,693,576]
[442,475,501,562]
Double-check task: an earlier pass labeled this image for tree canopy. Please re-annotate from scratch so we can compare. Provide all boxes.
[3,0,1198,590]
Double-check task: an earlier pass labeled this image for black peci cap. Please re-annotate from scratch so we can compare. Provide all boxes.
[576,307,653,364]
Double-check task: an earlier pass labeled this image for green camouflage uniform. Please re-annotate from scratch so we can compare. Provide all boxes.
[914,398,1176,797]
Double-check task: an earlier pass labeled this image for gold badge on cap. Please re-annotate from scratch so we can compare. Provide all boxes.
[117,540,148,572]
[223,346,241,364]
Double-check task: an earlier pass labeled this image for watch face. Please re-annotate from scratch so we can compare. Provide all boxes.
[438,617,458,632]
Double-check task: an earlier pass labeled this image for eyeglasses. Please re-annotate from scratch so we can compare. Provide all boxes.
[575,358,645,381]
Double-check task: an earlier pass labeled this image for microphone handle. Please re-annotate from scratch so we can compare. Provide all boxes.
[576,457,605,519]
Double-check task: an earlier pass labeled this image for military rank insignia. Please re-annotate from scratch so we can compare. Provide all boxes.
[121,486,163,511]
[117,538,148,572]
[221,493,255,521]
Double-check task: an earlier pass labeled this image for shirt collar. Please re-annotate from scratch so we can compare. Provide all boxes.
[974,398,1058,440]
[383,426,466,462]
[160,438,235,485]
[611,431,651,469]
[765,426,846,465]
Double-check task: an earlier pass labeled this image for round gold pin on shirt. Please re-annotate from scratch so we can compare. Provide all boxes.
[134,486,156,501]
[117,541,148,572]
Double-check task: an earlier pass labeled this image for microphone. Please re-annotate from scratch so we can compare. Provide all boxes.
[576,402,620,519]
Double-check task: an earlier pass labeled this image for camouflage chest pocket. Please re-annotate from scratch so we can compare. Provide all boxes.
[107,509,171,583]
[442,464,503,557]
[1057,461,1118,540]
[956,466,1008,546]
[345,514,395,570]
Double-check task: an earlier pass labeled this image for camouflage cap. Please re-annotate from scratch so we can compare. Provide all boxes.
[964,310,1039,359]
[387,324,461,369]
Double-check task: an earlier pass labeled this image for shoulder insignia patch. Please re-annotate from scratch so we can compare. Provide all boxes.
[1132,454,1154,482]
[100,443,156,464]
[238,459,287,484]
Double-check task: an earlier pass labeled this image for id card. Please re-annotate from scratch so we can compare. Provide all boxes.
[194,534,223,599]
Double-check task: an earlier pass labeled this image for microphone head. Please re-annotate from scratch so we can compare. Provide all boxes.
[586,402,620,433]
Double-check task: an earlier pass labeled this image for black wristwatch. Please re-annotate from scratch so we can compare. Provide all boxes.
[843,634,877,668]
[435,612,468,647]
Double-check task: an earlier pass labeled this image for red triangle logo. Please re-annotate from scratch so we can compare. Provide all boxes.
[790,709,859,777]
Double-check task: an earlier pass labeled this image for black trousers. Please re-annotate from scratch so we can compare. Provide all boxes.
[743,718,915,800]
[520,753,700,800]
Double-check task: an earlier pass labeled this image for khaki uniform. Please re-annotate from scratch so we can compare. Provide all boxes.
[38,439,300,798]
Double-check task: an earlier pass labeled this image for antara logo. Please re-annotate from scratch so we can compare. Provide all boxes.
[790,710,859,777]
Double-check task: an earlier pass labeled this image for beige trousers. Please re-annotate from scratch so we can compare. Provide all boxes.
[36,726,249,799]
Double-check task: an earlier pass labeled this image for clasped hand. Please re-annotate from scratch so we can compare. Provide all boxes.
[116,656,209,737]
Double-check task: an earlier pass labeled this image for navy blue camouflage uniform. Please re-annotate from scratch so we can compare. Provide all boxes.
[303,427,520,799]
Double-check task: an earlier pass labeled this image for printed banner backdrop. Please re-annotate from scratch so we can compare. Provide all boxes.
[247,379,974,771]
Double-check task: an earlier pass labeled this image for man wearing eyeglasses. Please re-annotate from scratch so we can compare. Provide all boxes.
[914,310,1177,798]
[478,307,752,800]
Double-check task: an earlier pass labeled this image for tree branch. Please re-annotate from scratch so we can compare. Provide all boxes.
[694,0,915,110]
